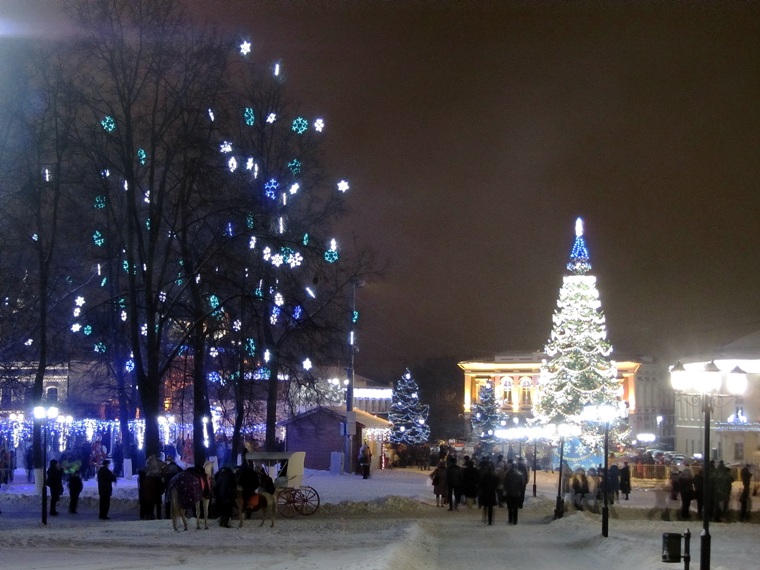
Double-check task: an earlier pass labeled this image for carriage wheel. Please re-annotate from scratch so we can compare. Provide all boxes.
[296,486,320,516]
[277,488,299,518]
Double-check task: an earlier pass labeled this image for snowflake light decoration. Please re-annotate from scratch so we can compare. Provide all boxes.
[303,358,312,371]
[220,141,233,153]
[94,342,107,354]
[266,113,277,123]
[71,324,81,333]
[337,180,349,193]
[232,320,241,331]
[287,159,301,175]
[83,325,92,336]
[314,118,325,132]
[75,296,86,307]
[264,179,278,199]
[291,117,308,134]
[324,239,339,263]
[287,251,303,268]
[228,157,237,172]
[94,195,106,209]
[125,359,135,373]
[137,148,147,165]
[246,157,255,170]
[289,183,300,195]
[271,253,284,267]
[93,231,104,246]
[101,115,116,132]
[270,307,279,325]
[244,107,255,126]
[239,40,251,55]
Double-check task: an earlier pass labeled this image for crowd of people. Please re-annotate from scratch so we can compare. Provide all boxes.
[429,453,530,526]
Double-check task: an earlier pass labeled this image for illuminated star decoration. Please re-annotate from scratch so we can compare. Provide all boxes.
[337,180,349,193]
[303,358,312,371]
[239,40,251,55]
[567,217,592,275]
[75,296,86,307]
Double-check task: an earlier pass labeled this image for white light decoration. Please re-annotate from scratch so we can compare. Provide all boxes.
[220,141,232,153]
[202,416,210,448]
[287,251,302,268]
[271,253,284,267]
[159,291,167,302]
[24,338,33,346]
[263,246,271,261]
[273,62,280,76]
[314,118,325,132]
[278,216,284,234]
[75,296,85,307]
[266,113,277,123]
[246,157,254,170]
[249,236,257,249]
[228,157,237,172]
[239,40,251,55]
[210,347,219,358]
[274,292,284,306]
[144,190,150,203]
[208,108,215,122]
[264,349,270,362]
[71,323,81,333]
[120,310,127,321]
[73,308,81,317]
[289,183,299,194]
[337,180,349,192]
[303,358,312,370]
[233,320,241,331]
[305,287,316,298]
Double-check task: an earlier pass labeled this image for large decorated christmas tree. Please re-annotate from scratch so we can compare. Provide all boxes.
[389,369,430,445]
[534,218,623,445]
[470,381,506,444]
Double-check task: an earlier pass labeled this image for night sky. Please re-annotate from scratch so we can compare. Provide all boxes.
[5,1,760,381]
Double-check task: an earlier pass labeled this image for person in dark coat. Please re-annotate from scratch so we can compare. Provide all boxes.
[46,459,64,516]
[478,461,498,525]
[620,462,631,500]
[739,463,752,521]
[462,459,479,508]
[68,469,84,514]
[26,446,34,483]
[515,457,529,508]
[446,456,463,511]
[504,463,525,525]
[430,459,448,507]
[97,459,117,520]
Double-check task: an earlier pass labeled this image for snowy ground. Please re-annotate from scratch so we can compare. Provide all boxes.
[0,466,757,570]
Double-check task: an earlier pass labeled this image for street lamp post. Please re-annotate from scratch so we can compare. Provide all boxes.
[553,424,579,520]
[532,435,538,498]
[34,405,59,526]
[344,279,364,475]
[583,403,626,538]
[670,360,747,570]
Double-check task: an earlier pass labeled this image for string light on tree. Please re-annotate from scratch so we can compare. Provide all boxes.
[470,381,505,443]
[389,369,430,445]
[534,217,623,447]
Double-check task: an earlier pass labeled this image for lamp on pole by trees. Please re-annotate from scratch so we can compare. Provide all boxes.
[670,360,747,570]
[344,279,364,474]
[582,402,628,538]
[553,423,580,520]
[33,405,59,526]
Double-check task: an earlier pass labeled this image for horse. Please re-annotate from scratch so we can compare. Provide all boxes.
[238,463,279,528]
[213,466,240,528]
[168,461,213,531]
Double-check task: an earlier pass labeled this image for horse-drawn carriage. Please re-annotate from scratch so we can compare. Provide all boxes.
[245,451,320,517]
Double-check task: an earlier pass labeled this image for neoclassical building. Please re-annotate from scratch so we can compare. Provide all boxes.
[458,351,650,438]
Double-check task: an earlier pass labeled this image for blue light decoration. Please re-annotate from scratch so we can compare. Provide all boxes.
[208,371,222,383]
[567,217,592,275]
[92,231,105,246]
[293,305,303,320]
[264,178,278,199]
[101,115,116,132]
[302,233,309,245]
[94,342,107,353]
[291,117,308,134]
[94,195,106,209]
[125,359,135,373]
[100,277,107,287]
[287,159,301,175]
[246,214,255,229]
[324,238,339,263]
[137,148,147,165]
[244,107,255,126]
[245,338,255,356]
[270,306,280,324]
[253,367,271,380]
[352,310,359,324]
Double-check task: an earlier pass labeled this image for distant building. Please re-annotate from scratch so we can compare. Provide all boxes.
[458,351,674,446]
[672,331,760,464]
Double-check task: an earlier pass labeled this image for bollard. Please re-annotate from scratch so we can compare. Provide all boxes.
[662,532,682,563]
[682,528,690,570]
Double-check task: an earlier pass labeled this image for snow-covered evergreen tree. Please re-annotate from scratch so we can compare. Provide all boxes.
[534,218,623,444]
[470,381,506,444]
[389,369,430,444]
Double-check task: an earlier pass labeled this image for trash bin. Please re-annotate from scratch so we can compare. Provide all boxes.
[662,533,682,563]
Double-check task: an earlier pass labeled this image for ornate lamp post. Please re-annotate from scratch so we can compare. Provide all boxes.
[583,403,626,537]
[33,405,59,526]
[553,423,580,520]
[670,360,747,570]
